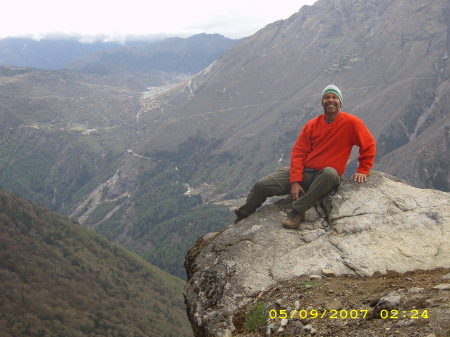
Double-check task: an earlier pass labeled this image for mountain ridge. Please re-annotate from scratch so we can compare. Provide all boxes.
[0,38,143,70]
[66,33,239,75]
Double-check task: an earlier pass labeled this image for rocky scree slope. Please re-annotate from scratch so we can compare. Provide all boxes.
[184,172,450,336]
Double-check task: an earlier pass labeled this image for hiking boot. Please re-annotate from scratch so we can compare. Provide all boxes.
[233,209,246,224]
[282,210,305,229]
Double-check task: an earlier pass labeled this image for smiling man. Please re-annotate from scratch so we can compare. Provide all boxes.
[234,84,376,229]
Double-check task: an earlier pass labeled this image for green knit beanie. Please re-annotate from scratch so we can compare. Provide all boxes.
[322,84,343,105]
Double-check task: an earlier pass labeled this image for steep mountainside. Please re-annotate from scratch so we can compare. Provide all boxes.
[130,0,449,191]
[0,189,193,336]
[65,0,450,279]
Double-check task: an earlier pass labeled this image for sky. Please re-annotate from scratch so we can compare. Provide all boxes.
[0,0,318,42]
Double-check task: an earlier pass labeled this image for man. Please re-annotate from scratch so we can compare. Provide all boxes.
[234,84,376,229]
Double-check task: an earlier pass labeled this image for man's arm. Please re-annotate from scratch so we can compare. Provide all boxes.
[352,119,376,183]
[290,124,311,183]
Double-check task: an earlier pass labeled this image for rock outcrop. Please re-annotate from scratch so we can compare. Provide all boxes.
[184,172,450,336]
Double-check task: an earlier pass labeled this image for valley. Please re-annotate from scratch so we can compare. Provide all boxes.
[2,0,450,281]
[1,0,450,336]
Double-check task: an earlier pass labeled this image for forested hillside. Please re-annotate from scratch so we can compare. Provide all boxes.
[0,189,193,336]
[0,66,140,211]
[0,61,235,280]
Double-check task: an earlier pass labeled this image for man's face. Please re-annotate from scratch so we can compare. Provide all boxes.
[322,93,342,114]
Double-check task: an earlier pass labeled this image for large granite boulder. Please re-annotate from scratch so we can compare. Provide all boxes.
[184,172,450,336]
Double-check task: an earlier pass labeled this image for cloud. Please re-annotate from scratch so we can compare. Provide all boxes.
[0,0,316,41]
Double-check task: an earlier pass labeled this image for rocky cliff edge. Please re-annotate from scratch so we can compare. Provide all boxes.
[184,172,450,336]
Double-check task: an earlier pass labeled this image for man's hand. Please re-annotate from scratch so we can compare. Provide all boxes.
[351,173,367,183]
[291,182,305,200]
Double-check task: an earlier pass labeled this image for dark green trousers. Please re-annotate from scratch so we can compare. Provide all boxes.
[237,167,340,217]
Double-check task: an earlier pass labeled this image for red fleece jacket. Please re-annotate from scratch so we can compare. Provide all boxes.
[290,111,376,183]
